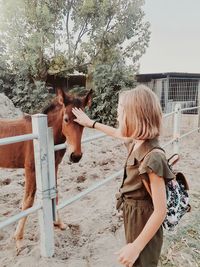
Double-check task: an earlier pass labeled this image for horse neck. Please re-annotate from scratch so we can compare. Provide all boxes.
[47,111,65,145]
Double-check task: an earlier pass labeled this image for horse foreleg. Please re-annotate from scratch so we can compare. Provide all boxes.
[14,167,36,247]
[53,162,67,230]
[53,195,67,230]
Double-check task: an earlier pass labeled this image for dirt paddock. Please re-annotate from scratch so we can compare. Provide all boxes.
[0,126,200,267]
[0,119,199,267]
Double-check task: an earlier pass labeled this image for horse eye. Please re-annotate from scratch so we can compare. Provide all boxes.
[64,115,69,123]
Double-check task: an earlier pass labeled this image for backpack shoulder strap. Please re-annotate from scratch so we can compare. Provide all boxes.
[141,146,165,162]
[141,146,165,198]
[168,154,180,167]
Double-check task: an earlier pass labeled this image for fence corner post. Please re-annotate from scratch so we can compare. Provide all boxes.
[173,103,181,154]
[32,114,54,257]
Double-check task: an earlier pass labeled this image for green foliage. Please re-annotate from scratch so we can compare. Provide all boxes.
[0,0,150,116]
[69,86,87,96]
[10,80,53,113]
[0,0,65,80]
[0,0,63,112]
[66,0,150,68]
[0,0,150,75]
[0,40,14,95]
[88,63,136,126]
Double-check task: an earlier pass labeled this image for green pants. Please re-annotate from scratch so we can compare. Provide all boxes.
[123,198,163,267]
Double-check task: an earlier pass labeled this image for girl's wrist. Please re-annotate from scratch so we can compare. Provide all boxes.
[131,241,143,254]
[89,120,95,128]
[92,120,98,128]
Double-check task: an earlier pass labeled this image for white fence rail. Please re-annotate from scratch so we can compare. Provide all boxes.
[0,133,38,146]
[0,203,42,229]
[0,105,199,257]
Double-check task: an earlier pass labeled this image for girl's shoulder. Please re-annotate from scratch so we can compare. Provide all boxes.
[139,149,175,181]
[146,148,166,159]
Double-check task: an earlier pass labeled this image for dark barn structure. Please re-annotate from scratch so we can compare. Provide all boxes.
[46,73,87,93]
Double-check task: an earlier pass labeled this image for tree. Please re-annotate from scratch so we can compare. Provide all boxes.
[0,0,150,118]
[87,63,137,126]
[0,0,65,112]
[52,0,150,73]
[0,0,149,76]
[53,0,150,126]
[0,0,66,81]
[0,39,14,95]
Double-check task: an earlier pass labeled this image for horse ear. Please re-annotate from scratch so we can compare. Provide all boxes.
[83,89,93,107]
[56,88,70,106]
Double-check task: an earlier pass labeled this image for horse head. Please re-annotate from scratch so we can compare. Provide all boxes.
[56,88,92,163]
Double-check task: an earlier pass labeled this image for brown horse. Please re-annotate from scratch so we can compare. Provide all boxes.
[0,88,92,246]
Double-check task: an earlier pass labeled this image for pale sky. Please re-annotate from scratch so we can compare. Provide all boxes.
[139,0,200,74]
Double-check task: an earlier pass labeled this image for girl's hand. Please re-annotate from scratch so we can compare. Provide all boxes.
[116,243,141,267]
[72,107,94,128]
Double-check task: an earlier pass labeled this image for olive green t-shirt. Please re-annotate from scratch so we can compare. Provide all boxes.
[120,138,175,199]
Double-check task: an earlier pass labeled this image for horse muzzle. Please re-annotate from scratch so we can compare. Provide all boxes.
[70,152,82,163]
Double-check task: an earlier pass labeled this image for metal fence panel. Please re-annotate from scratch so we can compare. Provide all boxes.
[139,78,200,114]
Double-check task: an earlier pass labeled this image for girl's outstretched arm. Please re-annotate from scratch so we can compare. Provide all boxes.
[72,107,131,141]
[116,172,167,266]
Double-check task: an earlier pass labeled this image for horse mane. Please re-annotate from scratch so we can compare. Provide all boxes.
[42,102,57,114]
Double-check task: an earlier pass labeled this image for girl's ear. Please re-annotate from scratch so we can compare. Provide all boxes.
[56,88,70,106]
[83,89,93,107]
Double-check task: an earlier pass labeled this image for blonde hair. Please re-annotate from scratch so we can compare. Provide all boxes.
[118,85,162,139]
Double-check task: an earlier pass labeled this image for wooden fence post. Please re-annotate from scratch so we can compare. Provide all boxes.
[173,103,181,154]
[32,114,54,257]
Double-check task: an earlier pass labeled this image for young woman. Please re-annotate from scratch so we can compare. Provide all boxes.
[72,85,174,267]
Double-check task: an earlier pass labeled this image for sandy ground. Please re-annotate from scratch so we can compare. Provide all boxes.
[0,100,199,267]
